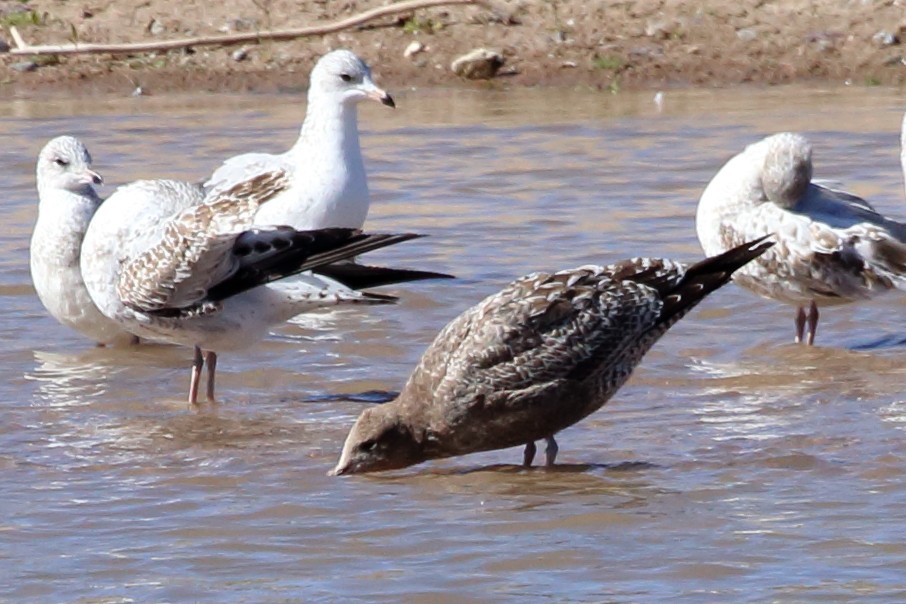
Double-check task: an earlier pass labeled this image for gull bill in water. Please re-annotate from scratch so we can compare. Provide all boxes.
[29,136,139,346]
[330,237,773,475]
[204,49,395,231]
[696,132,906,345]
[80,171,449,405]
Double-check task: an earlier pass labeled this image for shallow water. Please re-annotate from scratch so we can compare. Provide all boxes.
[3,86,906,601]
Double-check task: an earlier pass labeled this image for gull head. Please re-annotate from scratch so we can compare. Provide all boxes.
[309,49,395,109]
[36,135,104,194]
[329,405,421,476]
[761,132,812,209]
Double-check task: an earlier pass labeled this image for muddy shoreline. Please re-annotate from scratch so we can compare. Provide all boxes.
[3,0,906,99]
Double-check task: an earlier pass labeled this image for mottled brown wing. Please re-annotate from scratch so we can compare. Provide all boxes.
[413,264,675,407]
[117,171,290,312]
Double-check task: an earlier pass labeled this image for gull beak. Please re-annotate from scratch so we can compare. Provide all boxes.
[362,78,395,108]
[80,169,104,186]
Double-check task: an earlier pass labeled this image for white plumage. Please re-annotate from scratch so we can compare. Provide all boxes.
[696,131,906,344]
[29,136,137,346]
[204,49,395,231]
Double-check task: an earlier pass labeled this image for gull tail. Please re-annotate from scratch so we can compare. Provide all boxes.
[658,235,775,326]
[207,228,434,301]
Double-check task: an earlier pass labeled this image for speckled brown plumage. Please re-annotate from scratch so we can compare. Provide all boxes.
[331,237,773,475]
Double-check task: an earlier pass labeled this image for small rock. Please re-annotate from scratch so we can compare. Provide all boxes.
[148,19,165,36]
[131,86,145,97]
[450,48,505,80]
[403,40,425,58]
[645,19,672,39]
[0,38,10,53]
[231,48,249,62]
[11,61,37,73]
[219,18,257,33]
[560,60,577,68]
[873,31,899,46]
[736,28,758,42]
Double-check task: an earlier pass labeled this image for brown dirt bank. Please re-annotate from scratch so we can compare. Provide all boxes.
[3,0,906,99]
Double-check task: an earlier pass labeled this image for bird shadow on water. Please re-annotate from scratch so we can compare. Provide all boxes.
[451,460,660,475]
[295,390,399,404]
[847,332,906,352]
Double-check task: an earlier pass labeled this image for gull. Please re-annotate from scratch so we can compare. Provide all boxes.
[29,136,138,346]
[80,171,448,404]
[696,132,906,345]
[204,49,395,231]
[330,237,773,475]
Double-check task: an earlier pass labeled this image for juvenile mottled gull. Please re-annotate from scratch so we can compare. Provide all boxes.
[80,171,447,404]
[330,237,773,475]
[29,136,138,346]
[696,132,906,345]
[204,49,394,231]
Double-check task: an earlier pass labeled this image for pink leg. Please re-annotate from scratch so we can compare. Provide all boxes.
[794,306,807,344]
[188,345,204,405]
[806,301,819,346]
[204,351,218,403]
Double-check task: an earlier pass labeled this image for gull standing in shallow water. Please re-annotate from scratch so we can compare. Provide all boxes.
[696,132,906,345]
[80,171,449,405]
[204,49,395,231]
[330,237,773,475]
[29,136,138,346]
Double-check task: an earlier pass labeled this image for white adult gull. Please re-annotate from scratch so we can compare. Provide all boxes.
[29,136,138,346]
[203,49,394,231]
[80,171,449,404]
[696,131,906,345]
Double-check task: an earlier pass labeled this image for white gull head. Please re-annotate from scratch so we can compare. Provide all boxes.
[36,135,103,195]
[308,49,395,109]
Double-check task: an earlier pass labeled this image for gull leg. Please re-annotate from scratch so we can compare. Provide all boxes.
[523,441,537,467]
[806,301,819,346]
[188,345,204,405]
[545,436,559,467]
[794,306,807,344]
[204,351,218,403]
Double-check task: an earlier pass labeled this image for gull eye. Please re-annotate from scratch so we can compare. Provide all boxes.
[54,157,70,167]
[339,73,352,82]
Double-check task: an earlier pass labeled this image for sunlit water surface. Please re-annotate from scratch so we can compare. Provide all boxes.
[2,86,906,601]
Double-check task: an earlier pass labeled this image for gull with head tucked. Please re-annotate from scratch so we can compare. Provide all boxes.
[204,49,395,231]
[331,238,772,476]
[696,132,906,345]
[30,136,138,346]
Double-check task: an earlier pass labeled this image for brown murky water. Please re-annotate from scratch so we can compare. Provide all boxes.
[3,87,906,601]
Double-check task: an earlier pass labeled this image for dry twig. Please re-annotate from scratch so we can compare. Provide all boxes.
[5,0,488,57]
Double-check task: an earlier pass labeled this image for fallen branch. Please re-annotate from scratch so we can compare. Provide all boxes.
[6,0,489,57]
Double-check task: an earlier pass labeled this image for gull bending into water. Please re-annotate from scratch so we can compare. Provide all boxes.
[696,132,906,345]
[30,136,138,346]
[204,49,395,231]
[80,171,449,404]
[331,237,773,475]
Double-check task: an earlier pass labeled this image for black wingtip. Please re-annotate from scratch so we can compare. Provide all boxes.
[313,263,455,290]
[689,234,775,279]
[658,236,774,325]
